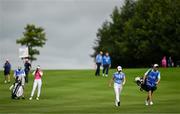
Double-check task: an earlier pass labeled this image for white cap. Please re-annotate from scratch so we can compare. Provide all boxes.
[117,66,122,71]
[18,66,22,69]
[135,77,140,81]
[153,64,159,67]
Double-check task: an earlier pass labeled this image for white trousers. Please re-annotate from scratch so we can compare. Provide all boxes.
[114,83,123,103]
[31,79,42,97]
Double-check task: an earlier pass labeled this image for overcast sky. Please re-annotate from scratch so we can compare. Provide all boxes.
[0,0,124,69]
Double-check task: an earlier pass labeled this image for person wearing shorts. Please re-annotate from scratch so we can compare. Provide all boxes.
[3,59,11,83]
[143,64,161,106]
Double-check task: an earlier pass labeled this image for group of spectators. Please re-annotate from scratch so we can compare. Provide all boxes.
[95,51,111,77]
[3,59,31,84]
[161,56,174,68]
[2,59,43,100]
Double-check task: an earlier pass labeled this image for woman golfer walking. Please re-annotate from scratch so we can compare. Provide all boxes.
[109,66,126,107]
[29,65,43,100]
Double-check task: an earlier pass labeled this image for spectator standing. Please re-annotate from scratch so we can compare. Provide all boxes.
[102,52,111,77]
[95,51,103,76]
[24,59,31,83]
[161,56,167,68]
[168,56,173,67]
[3,59,11,83]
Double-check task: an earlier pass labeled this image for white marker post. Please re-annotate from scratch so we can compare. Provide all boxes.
[19,47,29,62]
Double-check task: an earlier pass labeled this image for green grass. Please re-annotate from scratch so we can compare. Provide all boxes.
[0,68,180,114]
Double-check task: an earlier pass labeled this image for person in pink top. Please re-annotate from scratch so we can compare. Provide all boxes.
[29,65,43,100]
[161,56,167,68]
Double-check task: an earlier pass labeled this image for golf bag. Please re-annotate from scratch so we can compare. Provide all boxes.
[134,76,150,92]
[11,80,23,99]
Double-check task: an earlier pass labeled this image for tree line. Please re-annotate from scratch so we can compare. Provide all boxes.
[92,0,180,68]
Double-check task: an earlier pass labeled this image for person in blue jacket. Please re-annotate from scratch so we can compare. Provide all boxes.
[143,64,161,106]
[3,59,11,83]
[95,51,103,76]
[102,52,111,77]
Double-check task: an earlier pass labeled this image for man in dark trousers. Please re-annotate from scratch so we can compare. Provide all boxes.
[102,52,111,77]
[3,59,11,83]
[24,59,31,83]
[95,51,103,76]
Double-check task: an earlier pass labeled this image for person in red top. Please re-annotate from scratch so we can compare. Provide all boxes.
[29,65,43,100]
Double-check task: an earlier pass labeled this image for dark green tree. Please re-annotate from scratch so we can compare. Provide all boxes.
[124,0,180,66]
[93,0,136,67]
[93,0,180,67]
[16,24,47,63]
